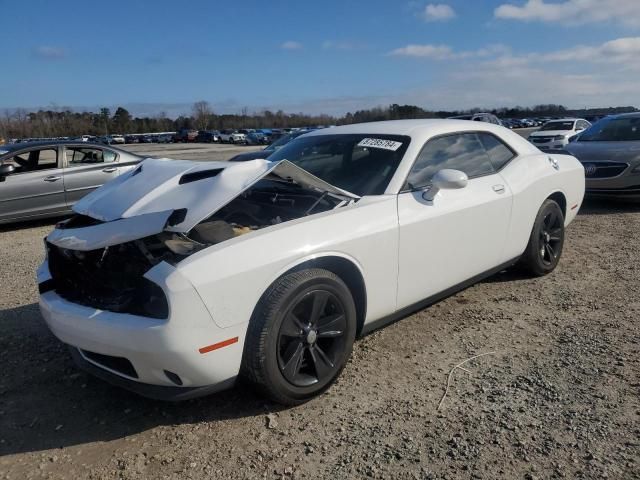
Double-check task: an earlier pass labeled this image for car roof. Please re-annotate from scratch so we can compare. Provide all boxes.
[608,112,640,119]
[301,119,539,155]
[0,140,135,155]
[546,118,581,122]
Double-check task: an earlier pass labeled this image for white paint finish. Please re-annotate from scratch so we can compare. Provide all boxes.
[39,260,245,387]
[71,158,358,235]
[178,195,399,328]
[46,210,173,251]
[498,152,585,261]
[37,119,586,393]
[396,172,513,308]
[72,158,273,227]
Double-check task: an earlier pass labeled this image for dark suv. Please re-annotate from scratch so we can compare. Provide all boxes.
[173,129,198,143]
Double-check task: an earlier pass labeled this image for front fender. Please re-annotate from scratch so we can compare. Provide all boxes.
[176,196,399,329]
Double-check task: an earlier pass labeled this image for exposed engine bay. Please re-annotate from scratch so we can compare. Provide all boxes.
[46,179,352,317]
[157,178,352,258]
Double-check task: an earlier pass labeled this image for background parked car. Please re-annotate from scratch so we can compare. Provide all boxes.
[110,134,125,145]
[196,130,221,143]
[173,129,198,143]
[447,113,502,125]
[245,132,269,145]
[528,118,590,150]
[219,130,247,144]
[228,130,310,162]
[0,141,142,224]
[564,112,640,198]
[156,133,173,143]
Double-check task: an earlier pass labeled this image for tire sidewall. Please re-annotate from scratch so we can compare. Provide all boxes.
[526,200,565,275]
[255,271,357,402]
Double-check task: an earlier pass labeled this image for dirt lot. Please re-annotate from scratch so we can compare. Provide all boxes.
[0,141,638,479]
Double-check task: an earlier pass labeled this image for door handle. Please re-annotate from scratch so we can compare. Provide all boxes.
[44,175,62,182]
[102,167,117,173]
[492,184,506,194]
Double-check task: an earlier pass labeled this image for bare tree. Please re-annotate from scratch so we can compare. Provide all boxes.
[192,101,212,130]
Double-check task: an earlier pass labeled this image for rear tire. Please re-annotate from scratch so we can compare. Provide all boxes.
[519,199,565,276]
[241,268,356,405]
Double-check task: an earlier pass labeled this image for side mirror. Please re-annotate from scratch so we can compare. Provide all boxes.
[423,169,468,201]
[0,163,15,178]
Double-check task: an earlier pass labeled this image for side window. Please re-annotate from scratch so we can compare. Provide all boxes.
[66,148,111,165]
[477,133,515,171]
[405,133,495,190]
[2,148,58,174]
[103,150,117,162]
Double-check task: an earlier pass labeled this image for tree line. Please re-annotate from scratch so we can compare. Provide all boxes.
[1,101,637,140]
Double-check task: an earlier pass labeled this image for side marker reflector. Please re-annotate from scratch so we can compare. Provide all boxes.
[571,204,578,210]
[199,337,239,354]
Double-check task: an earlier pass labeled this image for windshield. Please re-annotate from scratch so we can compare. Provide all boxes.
[578,116,640,142]
[540,121,574,131]
[267,134,410,196]
[264,132,304,152]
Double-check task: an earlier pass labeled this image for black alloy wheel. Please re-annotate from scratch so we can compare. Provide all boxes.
[277,289,348,387]
[539,209,563,266]
[520,199,565,276]
[241,268,356,405]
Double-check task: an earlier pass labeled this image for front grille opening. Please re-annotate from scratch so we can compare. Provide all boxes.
[584,162,628,179]
[81,349,138,378]
[47,241,169,319]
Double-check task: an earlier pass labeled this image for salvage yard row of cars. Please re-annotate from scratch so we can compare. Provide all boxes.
[1,114,639,404]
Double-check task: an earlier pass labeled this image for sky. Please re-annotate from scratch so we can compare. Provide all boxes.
[1,0,639,117]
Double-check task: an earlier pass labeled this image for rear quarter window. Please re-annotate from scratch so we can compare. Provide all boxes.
[477,133,516,171]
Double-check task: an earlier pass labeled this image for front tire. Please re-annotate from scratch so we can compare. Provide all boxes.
[241,268,357,405]
[519,199,565,276]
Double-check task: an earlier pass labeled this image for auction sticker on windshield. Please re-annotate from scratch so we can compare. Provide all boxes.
[357,138,403,151]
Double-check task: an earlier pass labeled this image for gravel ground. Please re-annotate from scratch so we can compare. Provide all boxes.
[1,142,638,479]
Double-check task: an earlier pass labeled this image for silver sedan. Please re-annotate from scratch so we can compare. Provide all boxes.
[0,141,142,224]
[565,113,640,198]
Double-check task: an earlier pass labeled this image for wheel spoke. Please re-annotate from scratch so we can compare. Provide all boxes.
[309,291,329,325]
[280,320,303,338]
[545,243,556,261]
[547,211,556,229]
[281,341,304,380]
[309,344,334,380]
[549,227,563,241]
[281,313,305,337]
[316,313,345,338]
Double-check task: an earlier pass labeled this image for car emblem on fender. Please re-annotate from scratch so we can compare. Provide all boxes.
[583,164,597,176]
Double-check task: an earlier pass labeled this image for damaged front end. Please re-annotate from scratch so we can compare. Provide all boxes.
[43,158,358,318]
[46,237,170,319]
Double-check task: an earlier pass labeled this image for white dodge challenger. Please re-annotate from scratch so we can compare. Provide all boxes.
[37,120,585,404]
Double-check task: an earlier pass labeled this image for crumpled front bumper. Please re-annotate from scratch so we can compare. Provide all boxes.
[37,259,247,398]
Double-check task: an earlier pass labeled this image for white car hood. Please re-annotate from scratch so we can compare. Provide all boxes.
[48,157,358,251]
[530,130,572,137]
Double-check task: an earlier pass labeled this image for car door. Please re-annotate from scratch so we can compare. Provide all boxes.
[0,146,67,222]
[396,132,514,309]
[62,146,120,206]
